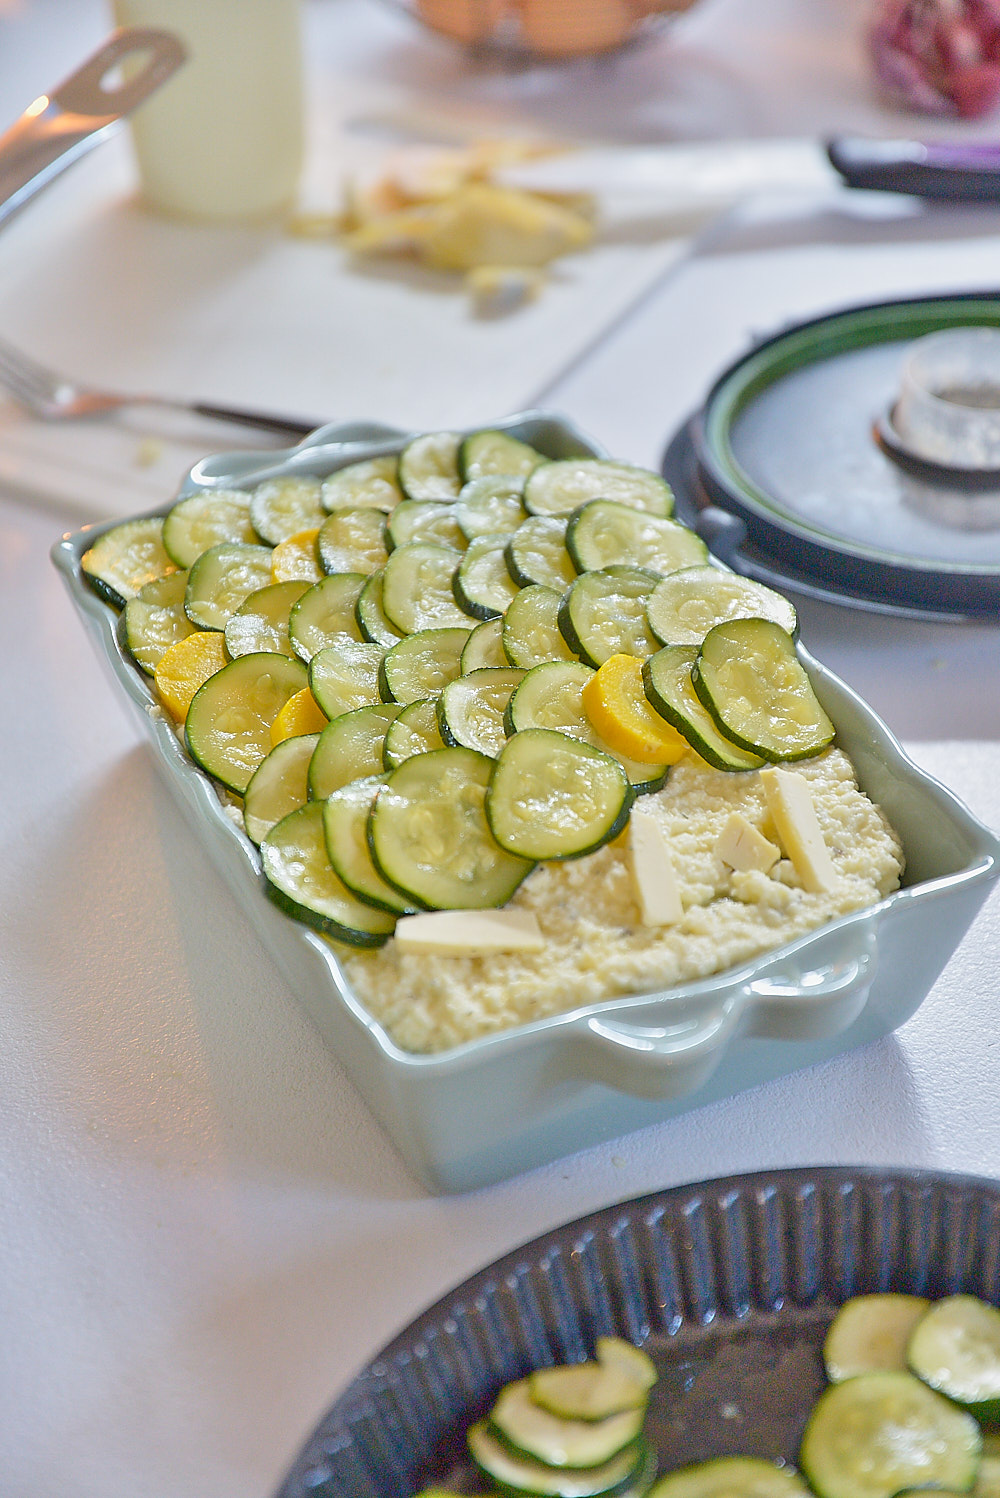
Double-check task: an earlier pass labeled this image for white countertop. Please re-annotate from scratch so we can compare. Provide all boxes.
[3,1,1000,1495]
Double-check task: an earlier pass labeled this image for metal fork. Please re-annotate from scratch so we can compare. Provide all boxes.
[0,334,322,441]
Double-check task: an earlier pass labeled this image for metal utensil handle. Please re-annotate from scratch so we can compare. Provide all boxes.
[828,134,1000,202]
[189,401,322,440]
[0,27,186,229]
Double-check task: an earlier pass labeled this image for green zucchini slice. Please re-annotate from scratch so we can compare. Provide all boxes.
[566,500,706,576]
[224,579,309,659]
[468,1423,648,1498]
[308,702,403,799]
[355,568,404,648]
[489,1379,643,1469]
[316,505,388,576]
[454,475,527,540]
[162,488,256,566]
[487,728,632,860]
[243,732,319,844]
[379,627,469,705]
[369,747,533,909]
[398,430,462,500]
[503,584,576,668]
[558,567,660,667]
[321,454,402,513]
[798,1371,981,1498]
[524,459,672,519]
[531,1340,656,1422]
[454,532,521,619]
[322,774,416,914]
[380,542,469,633]
[184,541,274,631]
[262,801,397,945]
[81,517,177,608]
[382,697,446,768]
[692,619,834,762]
[385,499,467,552]
[185,651,308,793]
[506,515,576,591]
[308,639,384,720]
[461,616,508,671]
[823,1294,930,1383]
[288,572,367,661]
[438,668,523,757]
[645,565,798,647]
[248,475,324,544]
[123,570,194,674]
[642,646,764,772]
[459,428,546,482]
[647,1459,812,1498]
[907,1294,1000,1423]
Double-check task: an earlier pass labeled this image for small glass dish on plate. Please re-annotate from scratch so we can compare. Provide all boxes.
[52,412,999,1193]
[384,0,699,60]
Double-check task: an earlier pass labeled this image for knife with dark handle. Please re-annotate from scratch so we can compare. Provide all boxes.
[828,135,1000,201]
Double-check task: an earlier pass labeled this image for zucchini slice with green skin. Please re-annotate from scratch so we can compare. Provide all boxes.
[380,542,469,633]
[454,532,521,620]
[823,1294,930,1383]
[308,639,384,720]
[243,732,319,844]
[378,627,469,705]
[531,1340,656,1423]
[524,459,672,519]
[469,1423,649,1498]
[642,646,764,772]
[308,702,403,799]
[459,428,546,483]
[489,1379,644,1469]
[398,430,462,501]
[123,569,194,674]
[355,569,404,648]
[385,499,467,552]
[81,517,177,608]
[503,584,576,668]
[645,565,798,648]
[907,1294,1000,1424]
[185,651,308,793]
[506,515,576,592]
[558,566,660,667]
[566,500,707,576]
[692,619,835,763]
[487,728,633,861]
[438,668,523,757]
[382,696,446,768]
[461,616,508,671]
[248,476,325,544]
[288,572,367,661]
[321,454,402,514]
[262,801,397,945]
[798,1371,981,1498]
[647,1459,812,1498]
[322,774,416,915]
[316,505,388,576]
[369,747,534,910]
[455,475,526,540]
[224,579,309,659]
[184,541,274,631]
[162,488,256,566]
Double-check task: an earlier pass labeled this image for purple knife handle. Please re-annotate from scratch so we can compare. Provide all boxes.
[827,135,1000,201]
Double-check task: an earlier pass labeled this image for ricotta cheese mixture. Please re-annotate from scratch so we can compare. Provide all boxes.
[339,747,904,1053]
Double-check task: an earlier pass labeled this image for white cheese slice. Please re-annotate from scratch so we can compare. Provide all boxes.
[393,908,545,955]
[715,810,780,873]
[629,807,683,926]
[759,767,838,893]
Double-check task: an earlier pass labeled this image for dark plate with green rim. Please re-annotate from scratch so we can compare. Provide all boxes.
[661,291,1000,620]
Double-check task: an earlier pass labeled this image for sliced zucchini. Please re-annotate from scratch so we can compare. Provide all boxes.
[81,517,177,608]
[308,702,403,799]
[378,627,469,705]
[355,568,404,648]
[524,459,672,519]
[438,668,523,757]
[316,506,388,576]
[798,1370,981,1498]
[454,475,527,540]
[487,728,632,860]
[506,515,576,591]
[308,639,384,720]
[692,619,835,762]
[185,651,308,793]
[823,1294,930,1383]
[642,646,764,772]
[382,696,446,768]
[123,570,194,674]
[566,500,706,576]
[243,732,319,844]
[184,541,274,630]
[288,572,367,661]
[162,488,256,566]
[224,579,309,659]
[594,1339,657,1397]
[380,542,469,633]
[647,1459,812,1498]
[461,616,508,671]
[503,584,576,668]
[907,1294,1000,1424]
[490,1379,643,1469]
[322,775,416,914]
[460,429,546,483]
[321,454,402,513]
[248,475,325,544]
[558,567,660,667]
[469,1423,647,1498]
[645,566,798,648]
[261,801,396,945]
[369,747,533,909]
[385,499,467,552]
[531,1340,656,1423]
[454,532,521,620]
[398,430,462,501]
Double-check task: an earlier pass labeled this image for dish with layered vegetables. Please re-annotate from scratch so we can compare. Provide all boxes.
[80,426,904,1053]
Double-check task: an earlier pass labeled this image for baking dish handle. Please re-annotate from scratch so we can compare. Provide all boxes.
[579,922,879,1100]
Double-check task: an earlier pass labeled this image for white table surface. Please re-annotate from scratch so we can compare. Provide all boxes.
[3,1,1000,1495]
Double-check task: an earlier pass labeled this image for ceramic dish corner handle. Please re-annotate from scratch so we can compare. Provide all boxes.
[578,918,879,1100]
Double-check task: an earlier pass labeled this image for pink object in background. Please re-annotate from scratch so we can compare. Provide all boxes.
[869,0,1000,118]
